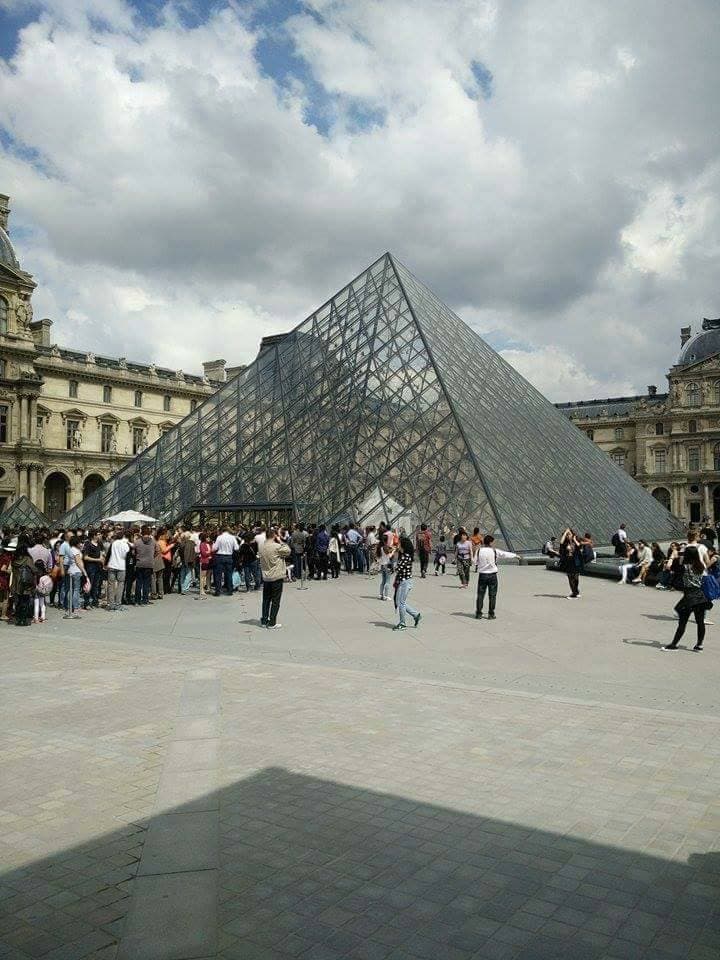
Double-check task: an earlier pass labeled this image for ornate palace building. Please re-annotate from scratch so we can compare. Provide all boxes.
[557,319,720,525]
[0,194,242,519]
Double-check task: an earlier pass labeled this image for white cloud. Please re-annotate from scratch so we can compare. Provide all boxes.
[0,0,718,397]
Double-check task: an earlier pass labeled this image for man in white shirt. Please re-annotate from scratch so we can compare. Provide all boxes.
[106,532,130,610]
[213,526,239,596]
[614,524,628,556]
[474,534,518,620]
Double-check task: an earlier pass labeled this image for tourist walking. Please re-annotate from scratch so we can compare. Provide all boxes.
[455,531,472,587]
[662,546,711,652]
[474,535,518,619]
[392,535,421,630]
[434,536,447,574]
[559,527,583,598]
[415,524,432,578]
[259,527,291,629]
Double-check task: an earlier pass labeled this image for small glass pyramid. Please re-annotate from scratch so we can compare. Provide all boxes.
[0,495,50,530]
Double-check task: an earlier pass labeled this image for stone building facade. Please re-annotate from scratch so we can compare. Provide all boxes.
[0,194,242,520]
[557,320,720,525]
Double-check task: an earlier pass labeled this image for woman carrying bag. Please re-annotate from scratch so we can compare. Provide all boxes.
[662,545,712,652]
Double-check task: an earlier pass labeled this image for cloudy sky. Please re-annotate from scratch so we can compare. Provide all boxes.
[0,0,718,400]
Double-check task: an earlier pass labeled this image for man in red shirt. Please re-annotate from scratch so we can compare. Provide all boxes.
[415,524,432,579]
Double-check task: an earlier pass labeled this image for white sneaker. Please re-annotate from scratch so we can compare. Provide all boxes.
[267,623,283,630]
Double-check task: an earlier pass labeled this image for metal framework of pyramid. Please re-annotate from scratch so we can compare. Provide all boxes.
[0,495,50,529]
[59,253,684,551]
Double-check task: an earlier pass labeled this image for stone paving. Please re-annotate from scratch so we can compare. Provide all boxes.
[1,565,720,959]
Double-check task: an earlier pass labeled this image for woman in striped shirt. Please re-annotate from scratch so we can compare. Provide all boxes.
[393,535,422,631]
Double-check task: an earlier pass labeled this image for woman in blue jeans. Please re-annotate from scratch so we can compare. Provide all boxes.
[392,535,422,631]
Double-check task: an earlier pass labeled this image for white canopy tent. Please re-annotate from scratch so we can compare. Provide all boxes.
[102,510,158,524]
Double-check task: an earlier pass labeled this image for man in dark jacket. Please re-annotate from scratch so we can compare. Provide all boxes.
[314,525,330,580]
[133,526,156,605]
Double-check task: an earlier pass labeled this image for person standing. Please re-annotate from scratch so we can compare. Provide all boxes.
[133,526,156,605]
[314,524,330,580]
[559,527,583,599]
[378,542,395,600]
[259,528,291,629]
[82,529,104,609]
[198,533,212,598]
[415,524,432,579]
[328,525,342,579]
[392,535,421,631]
[612,523,628,556]
[60,534,86,619]
[12,540,37,626]
[213,526,238,596]
[455,531,472,587]
[474,535,518,620]
[105,531,130,611]
[663,546,711,652]
[178,532,197,594]
[290,523,308,582]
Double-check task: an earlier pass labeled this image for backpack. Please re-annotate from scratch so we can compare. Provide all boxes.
[541,542,548,555]
[37,574,53,596]
[16,563,36,593]
[611,532,620,548]
[701,573,720,602]
[581,544,594,565]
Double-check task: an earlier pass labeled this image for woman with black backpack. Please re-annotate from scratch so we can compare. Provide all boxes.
[12,539,37,626]
[662,545,711,652]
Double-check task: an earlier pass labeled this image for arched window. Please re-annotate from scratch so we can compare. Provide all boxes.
[714,443,720,471]
[686,382,700,407]
[714,381,720,406]
[614,427,624,441]
[652,487,671,511]
[0,297,7,335]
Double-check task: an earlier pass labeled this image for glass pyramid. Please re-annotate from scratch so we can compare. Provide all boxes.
[0,495,50,530]
[59,254,684,551]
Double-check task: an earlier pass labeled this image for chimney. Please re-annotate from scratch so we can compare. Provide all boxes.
[647,385,657,396]
[225,364,247,381]
[29,318,53,347]
[0,194,9,232]
[202,359,226,382]
[680,326,691,347]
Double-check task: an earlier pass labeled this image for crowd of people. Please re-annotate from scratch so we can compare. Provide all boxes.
[0,516,714,647]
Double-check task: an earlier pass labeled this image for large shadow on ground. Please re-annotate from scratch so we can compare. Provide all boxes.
[1,768,719,959]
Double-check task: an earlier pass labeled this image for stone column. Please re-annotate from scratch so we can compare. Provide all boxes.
[28,465,38,506]
[704,483,712,521]
[15,464,26,497]
[28,397,37,440]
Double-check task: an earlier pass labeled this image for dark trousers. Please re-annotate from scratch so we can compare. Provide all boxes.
[315,553,328,579]
[292,553,303,580]
[329,555,340,578]
[476,572,498,615]
[418,548,429,577]
[84,563,103,607]
[307,552,316,579]
[123,568,136,604]
[134,567,152,604]
[344,546,354,573]
[671,607,706,647]
[215,555,234,595]
[261,579,283,626]
[566,571,580,597]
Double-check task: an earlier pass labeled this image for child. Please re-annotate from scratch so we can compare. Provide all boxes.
[34,560,53,624]
[434,537,448,575]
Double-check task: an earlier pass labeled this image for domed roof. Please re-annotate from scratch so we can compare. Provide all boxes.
[0,225,19,270]
[678,327,720,367]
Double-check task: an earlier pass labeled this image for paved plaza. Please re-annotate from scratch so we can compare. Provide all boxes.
[1,565,720,960]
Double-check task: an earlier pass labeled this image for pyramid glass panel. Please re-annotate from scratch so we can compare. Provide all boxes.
[0,495,50,529]
[60,254,685,551]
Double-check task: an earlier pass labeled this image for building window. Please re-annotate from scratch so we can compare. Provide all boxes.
[190,398,197,413]
[0,297,7,335]
[101,423,114,453]
[689,419,698,434]
[613,427,624,441]
[69,379,78,399]
[0,404,7,443]
[688,446,700,472]
[714,443,720,471]
[0,359,5,379]
[654,448,667,473]
[134,390,143,408]
[655,422,664,436]
[66,419,80,450]
[714,381,720,406]
[611,451,626,469]
[686,382,700,407]
[103,385,112,403]
[163,394,171,412]
[36,415,44,439]
[132,427,145,454]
